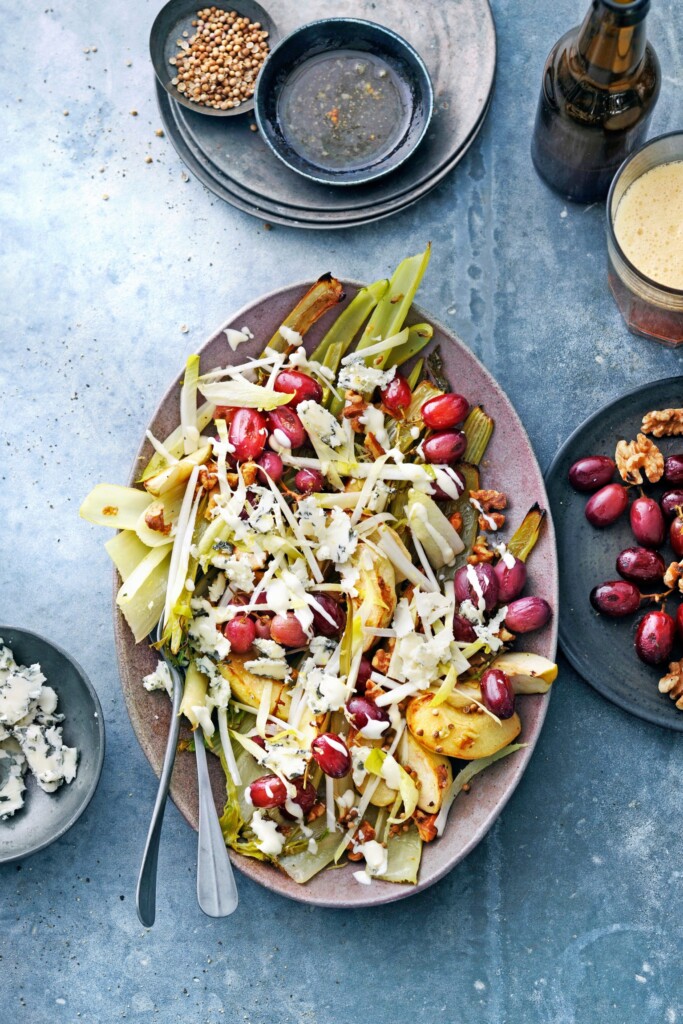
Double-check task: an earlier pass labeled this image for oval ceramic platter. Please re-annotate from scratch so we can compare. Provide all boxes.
[545,377,683,732]
[114,281,558,907]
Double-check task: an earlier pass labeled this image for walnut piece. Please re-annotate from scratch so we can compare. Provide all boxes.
[659,660,683,711]
[342,391,368,432]
[470,489,507,511]
[663,560,683,593]
[615,433,664,485]
[413,809,438,842]
[467,534,495,564]
[641,408,683,438]
[347,820,376,860]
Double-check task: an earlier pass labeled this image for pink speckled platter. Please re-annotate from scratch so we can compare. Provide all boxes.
[114,281,558,908]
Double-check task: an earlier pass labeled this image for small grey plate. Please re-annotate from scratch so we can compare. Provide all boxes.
[0,627,105,864]
[150,0,279,117]
[545,377,683,731]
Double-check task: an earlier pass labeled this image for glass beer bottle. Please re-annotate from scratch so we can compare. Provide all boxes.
[531,0,660,203]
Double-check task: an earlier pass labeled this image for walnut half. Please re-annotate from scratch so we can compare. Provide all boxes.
[659,660,683,711]
[663,560,683,594]
[641,408,683,438]
[615,433,664,485]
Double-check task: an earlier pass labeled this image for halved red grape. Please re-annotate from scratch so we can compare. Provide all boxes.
[635,611,675,665]
[584,483,629,527]
[616,547,666,585]
[630,495,665,548]
[568,455,616,492]
[590,580,641,617]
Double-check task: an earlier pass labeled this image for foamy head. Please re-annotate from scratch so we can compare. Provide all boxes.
[613,161,683,290]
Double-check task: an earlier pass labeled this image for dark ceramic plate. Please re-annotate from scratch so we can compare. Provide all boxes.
[150,0,279,117]
[255,19,433,186]
[114,280,558,907]
[545,377,683,731]
[0,627,105,864]
[155,0,496,227]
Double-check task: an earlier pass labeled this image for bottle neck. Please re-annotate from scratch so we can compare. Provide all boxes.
[575,0,649,84]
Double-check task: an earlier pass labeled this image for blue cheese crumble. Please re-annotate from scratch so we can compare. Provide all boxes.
[0,641,78,818]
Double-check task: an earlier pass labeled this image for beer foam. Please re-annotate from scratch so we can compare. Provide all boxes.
[614,160,683,290]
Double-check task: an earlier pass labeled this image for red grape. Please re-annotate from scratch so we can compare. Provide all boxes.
[635,611,675,665]
[480,668,515,719]
[616,547,666,585]
[664,454,683,485]
[355,657,373,694]
[274,370,322,407]
[454,563,499,613]
[311,733,351,778]
[505,596,552,633]
[584,483,629,527]
[630,495,665,548]
[493,555,527,602]
[380,374,412,414]
[247,774,288,809]
[224,614,256,653]
[661,490,683,520]
[568,455,616,492]
[294,468,324,493]
[671,513,683,558]
[256,451,283,483]
[422,430,467,464]
[268,407,306,449]
[345,696,390,732]
[590,580,641,617]
[229,408,268,461]
[310,594,346,637]
[270,613,308,647]
[452,614,477,643]
[421,393,469,430]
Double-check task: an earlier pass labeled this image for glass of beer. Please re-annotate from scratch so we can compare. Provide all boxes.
[607,132,683,347]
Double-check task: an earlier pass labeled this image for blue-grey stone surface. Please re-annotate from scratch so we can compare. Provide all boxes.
[1,0,682,1021]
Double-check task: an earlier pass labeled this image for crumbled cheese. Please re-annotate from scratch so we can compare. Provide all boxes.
[253,638,286,659]
[192,705,215,737]
[211,554,255,592]
[262,734,309,778]
[208,571,227,603]
[0,643,78,816]
[391,598,414,638]
[337,563,360,598]
[317,507,358,564]
[244,658,291,681]
[143,662,174,698]
[297,400,346,450]
[338,359,396,395]
[250,809,285,856]
[414,591,453,627]
[188,610,232,660]
[304,667,349,714]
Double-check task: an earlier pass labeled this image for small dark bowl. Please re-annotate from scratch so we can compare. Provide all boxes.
[0,627,105,864]
[150,0,279,117]
[254,18,434,186]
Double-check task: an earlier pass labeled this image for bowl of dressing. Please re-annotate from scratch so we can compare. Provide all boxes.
[607,131,683,347]
[254,18,433,186]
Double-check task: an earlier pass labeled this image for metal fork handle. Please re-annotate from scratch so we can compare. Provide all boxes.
[195,738,239,917]
[136,663,184,928]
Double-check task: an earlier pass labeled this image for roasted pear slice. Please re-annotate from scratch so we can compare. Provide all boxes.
[490,651,557,694]
[399,731,452,813]
[406,693,521,760]
[218,655,292,718]
[350,544,397,651]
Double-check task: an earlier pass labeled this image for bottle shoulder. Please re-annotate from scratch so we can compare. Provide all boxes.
[542,41,660,118]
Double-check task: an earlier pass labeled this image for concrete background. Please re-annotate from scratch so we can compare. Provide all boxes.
[1,0,682,1021]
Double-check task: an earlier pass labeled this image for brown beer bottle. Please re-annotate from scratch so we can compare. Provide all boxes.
[531,0,660,203]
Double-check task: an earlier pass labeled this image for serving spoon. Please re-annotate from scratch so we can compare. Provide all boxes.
[136,622,238,926]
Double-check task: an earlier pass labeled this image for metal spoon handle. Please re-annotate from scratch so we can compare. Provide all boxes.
[195,737,239,917]
[136,667,184,928]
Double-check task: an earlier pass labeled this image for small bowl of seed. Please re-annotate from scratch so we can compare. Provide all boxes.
[150,0,278,116]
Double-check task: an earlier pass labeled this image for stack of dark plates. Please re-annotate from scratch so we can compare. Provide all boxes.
[157,0,496,228]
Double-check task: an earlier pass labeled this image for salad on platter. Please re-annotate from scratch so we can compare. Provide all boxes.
[81,247,557,887]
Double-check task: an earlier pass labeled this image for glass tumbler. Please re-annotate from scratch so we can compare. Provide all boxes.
[607,131,683,348]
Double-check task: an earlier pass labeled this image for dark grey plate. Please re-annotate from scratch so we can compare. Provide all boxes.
[254,18,433,186]
[545,377,683,731]
[0,627,105,863]
[156,0,496,226]
[150,0,279,117]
